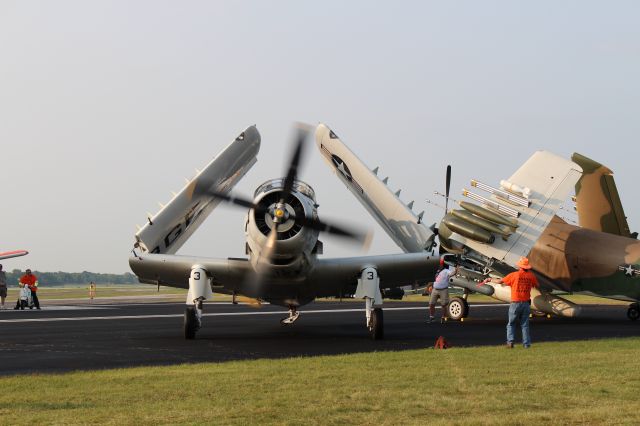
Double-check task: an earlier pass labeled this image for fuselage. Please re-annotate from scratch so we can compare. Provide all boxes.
[241,178,322,305]
[529,216,640,301]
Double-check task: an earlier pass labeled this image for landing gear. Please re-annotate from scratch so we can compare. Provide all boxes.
[368,307,384,340]
[184,305,200,339]
[627,303,640,321]
[356,267,384,340]
[447,296,469,321]
[184,265,213,340]
[281,306,300,325]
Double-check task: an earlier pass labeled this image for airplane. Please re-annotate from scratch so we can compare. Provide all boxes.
[128,125,439,339]
[316,124,640,322]
[0,250,29,261]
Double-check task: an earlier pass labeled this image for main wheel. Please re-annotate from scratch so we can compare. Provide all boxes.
[627,304,640,321]
[184,306,198,339]
[447,297,468,321]
[370,308,384,340]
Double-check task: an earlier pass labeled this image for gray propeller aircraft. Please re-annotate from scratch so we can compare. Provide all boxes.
[317,124,640,321]
[129,125,439,339]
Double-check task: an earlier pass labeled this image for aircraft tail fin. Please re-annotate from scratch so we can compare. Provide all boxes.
[134,126,261,254]
[571,153,632,238]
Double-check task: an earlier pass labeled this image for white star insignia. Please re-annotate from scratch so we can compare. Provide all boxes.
[619,264,638,277]
[625,265,634,276]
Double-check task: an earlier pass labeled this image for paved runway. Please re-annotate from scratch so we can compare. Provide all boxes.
[1,300,638,375]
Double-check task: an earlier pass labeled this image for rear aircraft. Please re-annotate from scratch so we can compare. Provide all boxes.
[129,125,439,340]
[0,250,29,261]
[317,125,640,321]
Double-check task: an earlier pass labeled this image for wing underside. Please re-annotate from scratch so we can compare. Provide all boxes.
[129,252,439,300]
[450,151,583,267]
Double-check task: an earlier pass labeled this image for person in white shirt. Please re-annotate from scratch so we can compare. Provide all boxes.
[429,260,458,323]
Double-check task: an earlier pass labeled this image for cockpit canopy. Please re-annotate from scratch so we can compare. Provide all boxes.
[254,178,316,201]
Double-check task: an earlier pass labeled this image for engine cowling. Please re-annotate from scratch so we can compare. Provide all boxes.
[245,179,319,266]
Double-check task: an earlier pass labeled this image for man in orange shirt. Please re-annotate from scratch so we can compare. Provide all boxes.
[19,269,40,310]
[482,257,538,348]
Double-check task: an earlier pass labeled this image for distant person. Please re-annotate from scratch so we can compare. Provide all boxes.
[429,258,458,324]
[482,257,539,348]
[89,281,96,301]
[19,269,40,310]
[0,264,7,309]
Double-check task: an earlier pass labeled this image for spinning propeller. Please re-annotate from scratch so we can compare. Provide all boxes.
[207,124,369,268]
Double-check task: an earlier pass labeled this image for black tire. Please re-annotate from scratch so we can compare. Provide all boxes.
[370,308,384,340]
[627,304,640,321]
[462,299,470,318]
[184,306,198,339]
[447,297,468,321]
[20,301,26,310]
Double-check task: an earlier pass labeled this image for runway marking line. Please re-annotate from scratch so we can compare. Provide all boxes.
[0,304,506,323]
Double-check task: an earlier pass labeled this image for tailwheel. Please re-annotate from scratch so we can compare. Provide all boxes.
[627,303,640,321]
[184,306,199,339]
[447,297,468,321]
[281,307,300,325]
[369,308,384,340]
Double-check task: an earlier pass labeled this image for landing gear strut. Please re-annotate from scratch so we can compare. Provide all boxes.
[627,303,640,321]
[184,265,213,340]
[184,302,201,339]
[281,306,300,325]
[367,301,384,340]
[356,267,384,340]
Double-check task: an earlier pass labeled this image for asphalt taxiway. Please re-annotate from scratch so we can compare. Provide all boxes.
[1,300,638,375]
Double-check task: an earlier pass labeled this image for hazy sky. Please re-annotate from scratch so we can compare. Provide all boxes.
[2,1,639,273]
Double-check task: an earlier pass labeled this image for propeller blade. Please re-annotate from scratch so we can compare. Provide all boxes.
[240,222,280,298]
[282,124,311,196]
[208,191,258,210]
[445,164,451,214]
[295,215,370,246]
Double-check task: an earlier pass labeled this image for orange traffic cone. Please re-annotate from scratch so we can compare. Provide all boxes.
[434,336,451,349]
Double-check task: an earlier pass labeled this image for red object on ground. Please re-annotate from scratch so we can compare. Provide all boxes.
[434,336,451,349]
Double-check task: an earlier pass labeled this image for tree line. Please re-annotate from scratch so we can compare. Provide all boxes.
[4,270,139,286]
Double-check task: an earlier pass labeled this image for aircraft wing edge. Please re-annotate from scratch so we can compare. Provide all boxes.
[134,126,261,255]
[309,252,439,297]
[315,124,435,253]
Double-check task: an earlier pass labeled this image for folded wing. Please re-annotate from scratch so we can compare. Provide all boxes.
[450,151,583,267]
[315,124,435,253]
[134,126,260,254]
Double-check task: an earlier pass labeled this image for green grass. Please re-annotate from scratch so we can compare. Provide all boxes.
[4,286,187,300]
[1,338,639,425]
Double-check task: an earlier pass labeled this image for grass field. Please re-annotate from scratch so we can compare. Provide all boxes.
[1,338,639,425]
[4,285,187,301]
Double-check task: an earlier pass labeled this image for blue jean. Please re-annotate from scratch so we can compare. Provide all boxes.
[507,302,531,347]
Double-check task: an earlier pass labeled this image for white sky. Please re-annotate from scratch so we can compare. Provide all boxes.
[1,1,639,273]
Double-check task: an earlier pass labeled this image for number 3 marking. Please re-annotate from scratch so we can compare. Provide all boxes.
[367,271,374,280]
[193,271,201,280]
